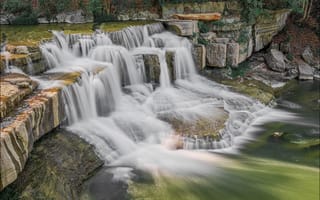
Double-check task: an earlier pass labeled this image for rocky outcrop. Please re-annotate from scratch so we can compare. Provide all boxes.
[0,47,45,75]
[227,43,239,67]
[165,20,199,36]
[0,130,103,199]
[117,11,160,21]
[0,73,38,119]
[161,1,241,19]
[265,49,289,72]
[254,9,290,52]
[143,54,161,84]
[38,10,93,24]
[0,86,65,190]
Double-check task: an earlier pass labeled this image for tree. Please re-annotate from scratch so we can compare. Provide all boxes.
[38,0,71,22]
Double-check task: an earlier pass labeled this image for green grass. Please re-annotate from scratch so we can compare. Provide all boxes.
[0,21,155,47]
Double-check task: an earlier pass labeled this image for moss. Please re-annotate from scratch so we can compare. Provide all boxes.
[0,130,103,200]
[222,78,275,104]
[0,21,155,47]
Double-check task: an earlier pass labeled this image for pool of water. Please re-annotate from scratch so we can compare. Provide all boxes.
[81,80,319,200]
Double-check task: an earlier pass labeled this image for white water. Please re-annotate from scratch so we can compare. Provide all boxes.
[39,23,295,176]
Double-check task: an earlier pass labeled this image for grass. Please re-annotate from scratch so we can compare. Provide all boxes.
[0,21,155,47]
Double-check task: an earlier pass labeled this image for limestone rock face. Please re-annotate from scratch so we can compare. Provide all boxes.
[227,43,239,67]
[298,60,314,80]
[254,9,290,52]
[0,73,38,119]
[165,20,199,36]
[0,85,65,191]
[206,43,227,67]
[192,44,206,70]
[265,49,288,72]
[15,46,29,54]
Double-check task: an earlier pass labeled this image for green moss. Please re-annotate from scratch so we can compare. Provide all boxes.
[222,78,275,104]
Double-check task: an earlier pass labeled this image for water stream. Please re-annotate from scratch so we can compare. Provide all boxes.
[36,23,319,199]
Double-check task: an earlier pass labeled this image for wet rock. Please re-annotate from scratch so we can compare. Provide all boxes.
[265,49,289,72]
[15,46,29,54]
[227,43,239,67]
[298,60,314,80]
[143,54,161,84]
[0,130,103,199]
[206,43,227,67]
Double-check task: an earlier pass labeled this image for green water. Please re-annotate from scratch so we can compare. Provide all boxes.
[81,80,319,200]
[127,80,320,200]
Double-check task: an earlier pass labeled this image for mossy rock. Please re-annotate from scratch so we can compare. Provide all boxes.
[0,130,103,200]
[222,78,275,104]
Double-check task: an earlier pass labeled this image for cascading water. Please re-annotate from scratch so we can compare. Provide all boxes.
[39,22,294,175]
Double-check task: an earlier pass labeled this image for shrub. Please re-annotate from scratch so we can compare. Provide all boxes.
[11,12,38,25]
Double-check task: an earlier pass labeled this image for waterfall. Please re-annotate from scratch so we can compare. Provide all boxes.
[38,22,288,171]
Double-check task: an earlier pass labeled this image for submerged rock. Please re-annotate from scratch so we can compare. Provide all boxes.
[0,130,103,199]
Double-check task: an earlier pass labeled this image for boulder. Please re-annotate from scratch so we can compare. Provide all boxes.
[302,46,319,68]
[15,46,29,54]
[227,43,239,67]
[265,49,288,72]
[206,43,227,67]
[298,60,314,80]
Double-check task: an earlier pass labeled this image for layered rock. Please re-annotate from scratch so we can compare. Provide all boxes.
[254,9,290,52]
[164,20,199,36]
[0,73,38,119]
[0,86,65,190]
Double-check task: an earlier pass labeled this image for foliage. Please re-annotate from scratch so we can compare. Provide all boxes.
[237,29,250,44]
[38,0,72,22]
[2,0,32,14]
[198,21,210,33]
[240,0,264,24]
[11,12,38,25]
